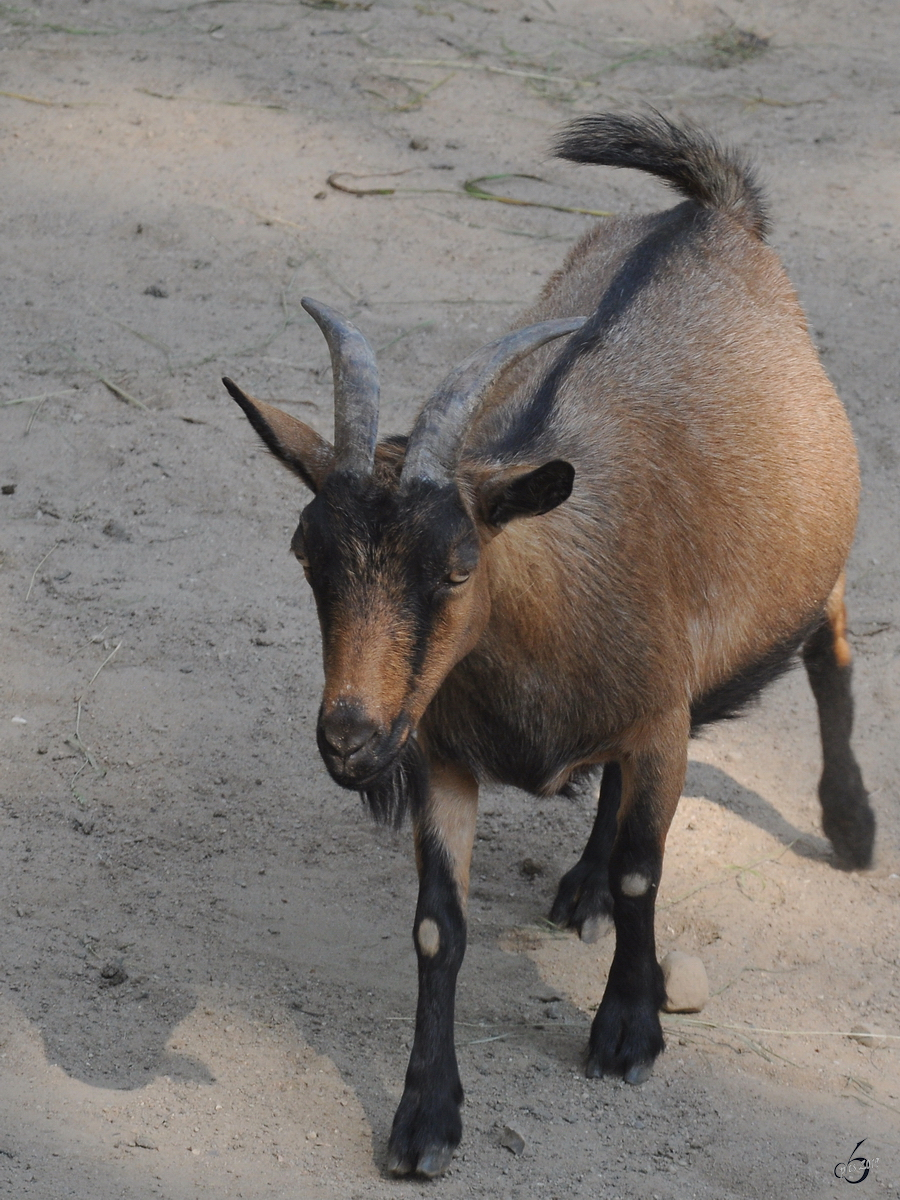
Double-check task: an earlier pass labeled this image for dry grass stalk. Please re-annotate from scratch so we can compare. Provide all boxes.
[26,541,62,602]
[464,174,613,217]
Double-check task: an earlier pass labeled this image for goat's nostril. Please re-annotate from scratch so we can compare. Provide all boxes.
[320,710,380,760]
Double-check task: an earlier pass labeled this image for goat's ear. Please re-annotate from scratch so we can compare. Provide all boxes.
[224,377,335,493]
[476,459,575,530]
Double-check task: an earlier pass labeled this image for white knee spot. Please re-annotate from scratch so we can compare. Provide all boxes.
[417,918,440,957]
[620,872,651,897]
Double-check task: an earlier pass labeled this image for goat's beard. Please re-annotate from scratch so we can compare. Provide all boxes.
[359,735,429,828]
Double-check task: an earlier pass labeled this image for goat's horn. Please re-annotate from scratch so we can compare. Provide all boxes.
[401,317,586,484]
[301,297,380,474]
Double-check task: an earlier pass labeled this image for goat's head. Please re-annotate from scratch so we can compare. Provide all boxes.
[226,300,581,801]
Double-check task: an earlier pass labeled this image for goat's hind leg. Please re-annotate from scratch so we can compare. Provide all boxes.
[550,762,620,942]
[387,758,477,1179]
[802,575,875,869]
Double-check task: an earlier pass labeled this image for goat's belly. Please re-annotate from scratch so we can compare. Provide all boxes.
[422,682,615,796]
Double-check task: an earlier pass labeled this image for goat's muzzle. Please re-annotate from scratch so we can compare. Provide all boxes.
[317,701,409,789]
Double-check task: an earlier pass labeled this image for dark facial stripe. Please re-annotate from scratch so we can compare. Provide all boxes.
[487,201,710,459]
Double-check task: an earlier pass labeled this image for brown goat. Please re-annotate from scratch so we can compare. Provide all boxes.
[225,113,874,1177]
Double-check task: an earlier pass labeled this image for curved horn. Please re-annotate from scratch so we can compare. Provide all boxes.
[301,297,380,474]
[401,317,586,484]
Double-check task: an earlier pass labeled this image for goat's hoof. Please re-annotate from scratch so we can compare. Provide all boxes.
[388,1090,461,1179]
[585,1054,604,1079]
[387,1143,455,1179]
[387,1152,412,1176]
[549,860,613,939]
[419,1145,455,1178]
[584,1055,654,1083]
[821,782,875,870]
[587,981,665,1083]
[579,912,613,944]
[624,1061,654,1085]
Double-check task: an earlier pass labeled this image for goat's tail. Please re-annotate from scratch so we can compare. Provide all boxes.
[554,111,769,239]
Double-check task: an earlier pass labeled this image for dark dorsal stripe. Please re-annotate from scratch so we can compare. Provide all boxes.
[486,201,709,460]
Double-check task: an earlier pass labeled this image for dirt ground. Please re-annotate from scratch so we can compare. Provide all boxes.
[1,0,898,1196]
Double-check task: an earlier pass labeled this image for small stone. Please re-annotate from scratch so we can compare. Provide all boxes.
[544,1000,563,1021]
[100,961,128,987]
[133,1135,158,1150]
[532,985,562,1003]
[660,950,708,1013]
[520,857,544,879]
[143,284,168,298]
[1,484,15,495]
[500,1126,526,1156]
[849,1023,886,1048]
[409,137,429,151]
[314,191,327,200]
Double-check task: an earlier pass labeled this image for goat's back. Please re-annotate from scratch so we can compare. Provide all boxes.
[463,202,857,724]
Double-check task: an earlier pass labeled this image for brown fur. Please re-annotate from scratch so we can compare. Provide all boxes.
[433,207,858,780]
[229,114,871,1174]
[416,755,479,908]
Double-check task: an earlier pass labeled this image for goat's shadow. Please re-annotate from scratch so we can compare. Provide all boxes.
[6,970,215,1090]
[1,759,830,1166]
[683,758,832,862]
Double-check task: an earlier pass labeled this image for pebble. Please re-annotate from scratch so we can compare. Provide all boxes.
[532,985,562,1003]
[660,950,708,1013]
[520,857,544,879]
[500,1126,526,1156]
[100,961,128,987]
[848,1023,886,1048]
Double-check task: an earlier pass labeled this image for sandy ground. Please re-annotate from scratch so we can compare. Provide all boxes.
[1,0,899,1196]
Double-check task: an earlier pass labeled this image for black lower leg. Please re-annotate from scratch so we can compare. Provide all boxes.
[550,763,621,941]
[388,830,466,1178]
[587,823,665,1083]
[802,622,874,868]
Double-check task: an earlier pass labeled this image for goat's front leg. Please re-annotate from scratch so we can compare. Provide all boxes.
[387,757,477,1178]
[588,717,687,1083]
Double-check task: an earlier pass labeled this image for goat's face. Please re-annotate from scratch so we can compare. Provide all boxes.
[295,472,489,788]
[226,299,581,792]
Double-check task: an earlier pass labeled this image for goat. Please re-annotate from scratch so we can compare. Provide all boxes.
[224,112,875,1178]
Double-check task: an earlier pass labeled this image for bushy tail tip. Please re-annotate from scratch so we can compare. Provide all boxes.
[554,111,769,239]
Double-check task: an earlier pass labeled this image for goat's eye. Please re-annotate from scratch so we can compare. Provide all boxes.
[290,529,309,569]
[446,569,470,586]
